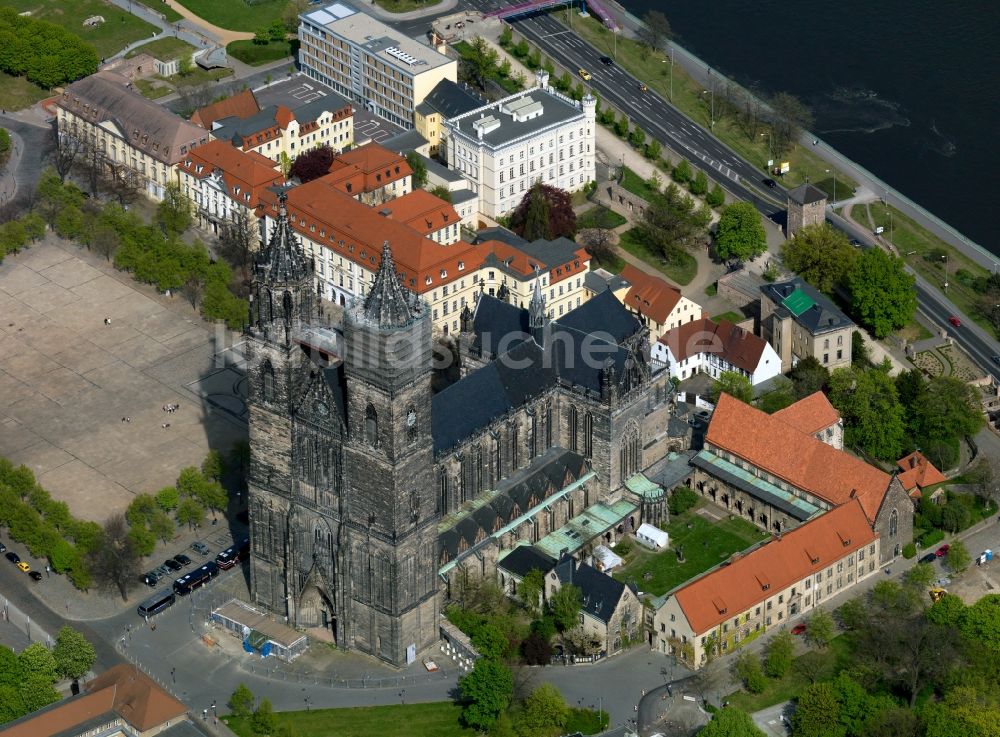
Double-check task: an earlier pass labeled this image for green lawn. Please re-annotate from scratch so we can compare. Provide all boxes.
[225,703,478,737]
[561,15,857,197]
[619,165,659,202]
[173,0,287,32]
[126,36,196,61]
[590,252,625,274]
[617,228,698,286]
[0,71,50,112]
[134,78,172,99]
[726,635,854,712]
[577,205,627,232]
[861,201,996,336]
[373,0,442,11]
[227,39,294,65]
[711,310,744,324]
[131,0,183,22]
[172,67,234,87]
[612,506,768,596]
[4,0,159,59]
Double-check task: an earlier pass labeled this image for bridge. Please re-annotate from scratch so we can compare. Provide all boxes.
[485,0,619,29]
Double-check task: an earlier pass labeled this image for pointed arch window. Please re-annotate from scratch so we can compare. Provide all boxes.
[365,404,379,447]
[282,291,294,327]
[888,508,898,538]
[584,412,594,459]
[569,406,578,453]
[262,361,275,403]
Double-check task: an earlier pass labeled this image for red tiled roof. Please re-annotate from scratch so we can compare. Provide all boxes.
[620,264,681,324]
[0,689,117,737]
[191,88,260,129]
[178,140,284,209]
[378,189,460,235]
[773,392,840,436]
[674,499,876,633]
[896,451,948,492]
[706,393,891,520]
[658,317,768,374]
[328,143,413,192]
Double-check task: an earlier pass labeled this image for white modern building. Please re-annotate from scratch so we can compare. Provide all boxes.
[444,71,596,219]
[297,3,457,129]
[652,316,782,386]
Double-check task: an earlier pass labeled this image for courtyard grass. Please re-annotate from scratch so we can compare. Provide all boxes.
[557,15,857,198]
[577,206,627,231]
[617,228,698,286]
[590,252,625,274]
[227,39,294,66]
[711,310,744,324]
[612,505,768,596]
[619,165,659,202]
[0,71,50,112]
[173,0,287,32]
[126,36,197,61]
[224,703,478,737]
[3,0,159,59]
[725,635,854,712]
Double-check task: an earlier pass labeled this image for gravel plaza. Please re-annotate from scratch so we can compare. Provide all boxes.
[0,238,248,522]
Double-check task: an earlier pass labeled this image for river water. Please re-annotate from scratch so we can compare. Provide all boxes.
[619,0,1000,252]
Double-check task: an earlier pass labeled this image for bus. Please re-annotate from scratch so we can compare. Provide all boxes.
[217,541,248,570]
[137,589,176,617]
[173,562,217,595]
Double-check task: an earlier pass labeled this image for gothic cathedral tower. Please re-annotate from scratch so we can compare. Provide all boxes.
[340,242,440,665]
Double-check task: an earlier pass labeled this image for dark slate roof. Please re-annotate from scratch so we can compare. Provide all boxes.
[474,226,528,248]
[498,546,556,577]
[359,242,416,329]
[761,277,854,335]
[584,270,629,295]
[255,191,311,283]
[381,128,429,153]
[553,556,628,624]
[451,188,478,204]
[422,153,466,184]
[787,183,827,206]
[439,449,587,562]
[422,79,484,118]
[470,294,530,358]
[213,104,284,140]
[555,289,642,344]
[514,236,582,267]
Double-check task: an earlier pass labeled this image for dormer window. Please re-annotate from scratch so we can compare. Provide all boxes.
[425,276,432,285]
[457,261,464,271]
[440,269,447,278]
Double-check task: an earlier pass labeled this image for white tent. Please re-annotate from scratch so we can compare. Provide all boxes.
[635,523,669,550]
[592,545,623,572]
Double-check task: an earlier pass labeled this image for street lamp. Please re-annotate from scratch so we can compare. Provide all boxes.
[941,253,948,290]
[760,131,772,169]
[825,169,837,204]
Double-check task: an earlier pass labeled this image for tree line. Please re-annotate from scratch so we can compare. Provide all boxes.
[0,8,99,89]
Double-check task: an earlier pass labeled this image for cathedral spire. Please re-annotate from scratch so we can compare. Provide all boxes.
[529,268,545,329]
[257,190,311,284]
[361,241,416,329]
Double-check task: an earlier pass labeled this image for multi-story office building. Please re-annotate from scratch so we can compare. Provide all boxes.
[760,277,854,372]
[444,71,596,219]
[297,3,457,128]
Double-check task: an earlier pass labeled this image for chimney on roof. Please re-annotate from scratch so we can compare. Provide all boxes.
[850,488,857,498]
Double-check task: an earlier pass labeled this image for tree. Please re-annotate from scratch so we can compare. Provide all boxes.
[638,183,711,261]
[52,626,96,680]
[711,371,753,404]
[229,683,255,717]
[829,366,906,460]
[91,224,121,262]
[580,224,616,265]
[516,683,569,736]
[404,150,427,188]
[672,158,692,184]
[926,593,966,627]
[458,658,514,730]
[614,112,629,137]
[509,183,576,240]
[645,138,662,160]
[805,609,835,649]
[848,248,918,338]
[770,92,813,154]
[959,594,1000,654]
[690,170,708,196]
[903,562,936,592]
[698,707,767,737]
[764,630,795,678]
[127,524,156,557]
[499,24,513,48]
[202,450,224,482]
[126,493,158,527]
[629,126,646,148]
[254,26,270,45]
[429,185,452,203]
[18,641,57,686]
[460,36,498,91]
[794,650,828,684]
[735,651,766,693]
[946,539,971,573]
[668,486,699,515]
[155,486,180,512]
[471,623,509,661]
[863,707,922,737]
[706,183,725,207]
[89,513,140,601]
[911,376,984,451]
[519,568,544,615]
[548,583,581,632]
[781,223,859,294]
[21,212,45,243]
[177,498,205,530]
[0,219,27,254]
[638,10,672,50]
[758,378,796,413]
[922,686,1000,737]
[521,631,553,665]
[288,145,335,183]
[715,201,766,263]
[792,682,845,737]
[282,0,308,33]
[150,511,175,543]
[251,698,278,735]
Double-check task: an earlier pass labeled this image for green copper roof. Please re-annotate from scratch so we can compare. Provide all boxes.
[625,472,664,499]
[534,499,638,559]
[782,288,815,317]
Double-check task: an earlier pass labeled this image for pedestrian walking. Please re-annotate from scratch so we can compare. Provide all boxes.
[122,417,126,423]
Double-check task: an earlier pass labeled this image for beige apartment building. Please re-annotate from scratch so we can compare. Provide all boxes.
[760,277,854,372]
[298,3,457,129]
[54,71,209,202]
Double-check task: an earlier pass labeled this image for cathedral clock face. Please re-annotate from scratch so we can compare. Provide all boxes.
[406,410,416,428]
[314,400,329,416]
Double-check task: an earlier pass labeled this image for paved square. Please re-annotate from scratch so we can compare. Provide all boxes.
[0,239,248,522]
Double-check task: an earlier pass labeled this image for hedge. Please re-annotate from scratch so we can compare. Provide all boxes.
[920,528,945,548]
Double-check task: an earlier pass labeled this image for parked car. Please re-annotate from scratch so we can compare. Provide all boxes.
[919,552,937,564]
[164,558,183,572]
[173,553,192,566]
[936,544,951,557]
[141,571,162,587]
[28,571,42,582]
[599,55,613,66]
[153,564,171,577]
[5,551,20,564]
[948,316,962,328]
[0,543,6,553]
[763,178,777,189]
[16,562,30,573]
[791,624,807,635]
[191,541,210,556]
